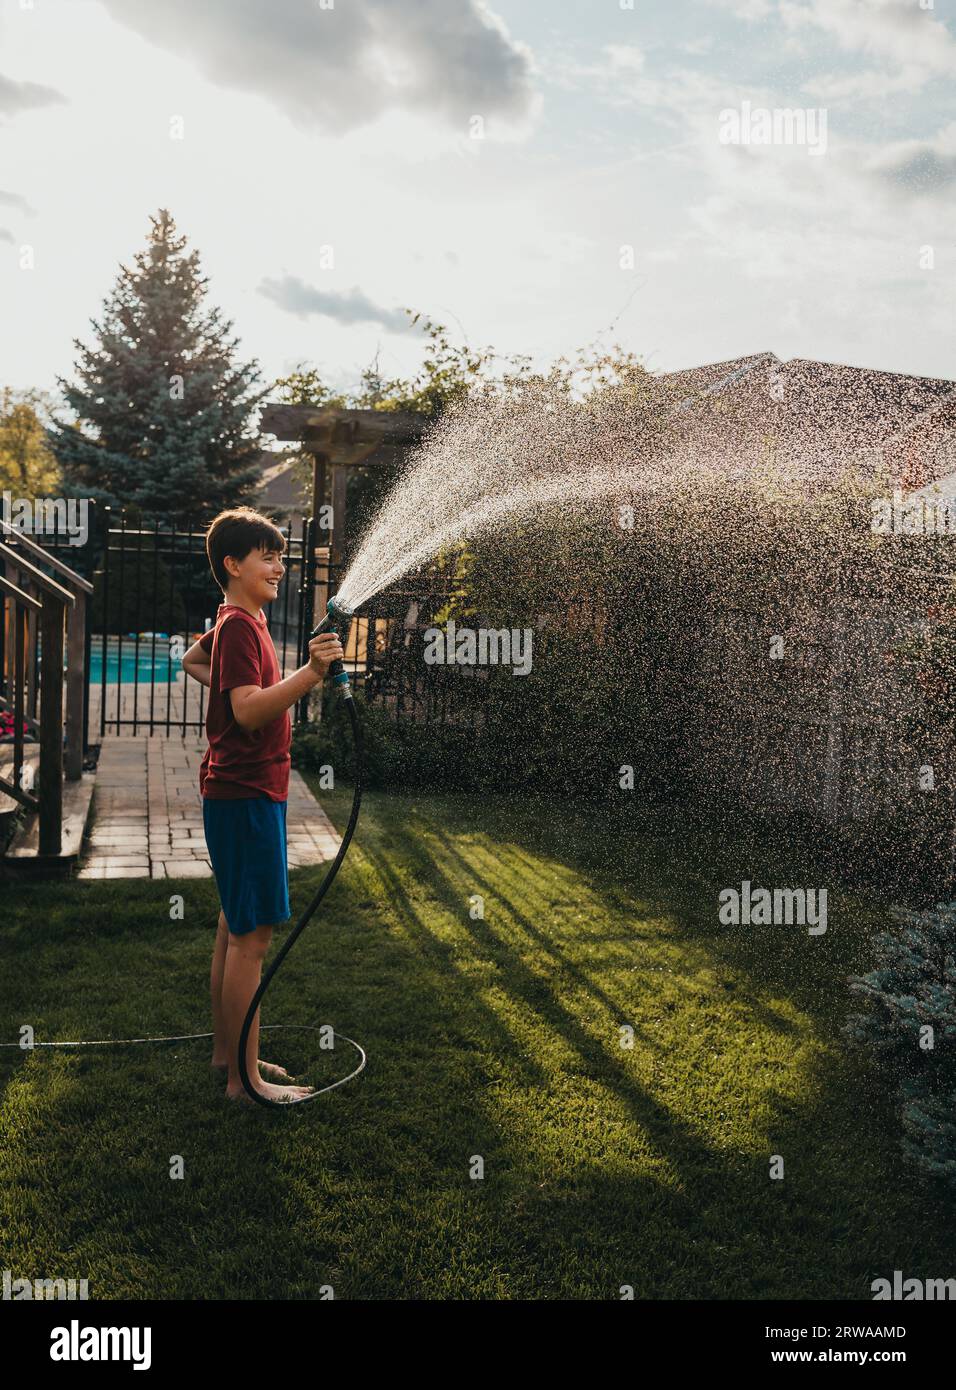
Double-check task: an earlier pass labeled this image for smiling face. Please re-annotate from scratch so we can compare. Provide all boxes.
[224,543,285,611]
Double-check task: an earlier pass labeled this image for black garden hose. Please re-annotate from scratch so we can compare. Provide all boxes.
[237,690,364,1109]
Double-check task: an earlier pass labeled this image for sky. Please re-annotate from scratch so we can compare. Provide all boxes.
[1,0,955,405]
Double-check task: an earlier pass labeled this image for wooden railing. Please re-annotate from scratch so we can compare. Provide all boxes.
[1,522,93,856]
[0,568,40,824]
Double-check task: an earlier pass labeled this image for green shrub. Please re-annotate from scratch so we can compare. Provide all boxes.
[845,901,956,1186]
[292,692,475,792]
[292,657,671,804]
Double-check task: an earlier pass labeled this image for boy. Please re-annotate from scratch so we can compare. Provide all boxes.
[181,507,344,1104]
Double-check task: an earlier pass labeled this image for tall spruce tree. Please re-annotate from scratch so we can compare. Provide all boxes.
[49,209,265,519]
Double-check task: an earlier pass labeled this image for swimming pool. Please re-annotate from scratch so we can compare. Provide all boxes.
[89,640,186,686]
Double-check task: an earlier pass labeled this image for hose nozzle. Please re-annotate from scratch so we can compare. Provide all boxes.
[310,594,354,697]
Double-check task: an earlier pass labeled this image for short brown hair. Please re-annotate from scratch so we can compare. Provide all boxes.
[205,507,287,593]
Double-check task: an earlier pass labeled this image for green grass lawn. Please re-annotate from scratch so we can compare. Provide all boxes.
[1,782,954,1300]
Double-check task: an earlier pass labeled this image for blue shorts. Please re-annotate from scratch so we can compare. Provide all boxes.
[202,796,290,936]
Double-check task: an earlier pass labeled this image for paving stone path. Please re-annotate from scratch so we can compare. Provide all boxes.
[78,736,341,881]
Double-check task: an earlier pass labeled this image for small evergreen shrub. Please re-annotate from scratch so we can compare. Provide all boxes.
[846,901,956,1185]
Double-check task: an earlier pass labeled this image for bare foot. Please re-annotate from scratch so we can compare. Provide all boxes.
[212,1058,296,1080]
[226,1079,315,1105]
[258,1060,295,1080]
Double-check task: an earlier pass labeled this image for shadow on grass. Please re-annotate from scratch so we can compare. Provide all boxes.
[322,786,956,1296]
[1,787,954,1298]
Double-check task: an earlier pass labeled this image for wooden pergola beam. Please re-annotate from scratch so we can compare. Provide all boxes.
[259,404,425,449]
[258,403,426,568]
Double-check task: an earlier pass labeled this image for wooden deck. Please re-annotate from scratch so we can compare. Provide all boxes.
[1,744,96,876]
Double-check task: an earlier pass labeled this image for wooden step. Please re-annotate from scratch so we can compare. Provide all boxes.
[1,771,96,879]
[0,747,40,817]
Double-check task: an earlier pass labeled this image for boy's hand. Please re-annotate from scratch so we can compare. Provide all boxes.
[308,632,345,679]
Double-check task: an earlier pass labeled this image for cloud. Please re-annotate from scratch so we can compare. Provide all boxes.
[0,72,67,117]
[801,64,929,103]
[547,8,956,213]
[780,0,956,88]
[706,1,956,100]
[704,0,774,18]
[602,45,646,75]
[661,107,956,304]
[258,276,419,333]
[545,47,756,131]
[860,121,956,197]
[99,0,536,134]
[0,190,35,215]
[544,43,645,92]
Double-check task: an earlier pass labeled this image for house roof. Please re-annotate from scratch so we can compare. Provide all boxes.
[253,452,310,527]
[660,352,780,404]
[659,354,956,485]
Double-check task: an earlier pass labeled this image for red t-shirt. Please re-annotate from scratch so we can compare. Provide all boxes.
[198,603,291,801]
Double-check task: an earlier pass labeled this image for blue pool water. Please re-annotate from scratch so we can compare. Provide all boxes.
[90,643,185,686]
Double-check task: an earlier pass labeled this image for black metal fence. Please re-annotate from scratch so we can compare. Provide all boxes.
[32,501,473,743]
[356,568,494,727]
[97,506,323,736]
[30,503,315,739]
